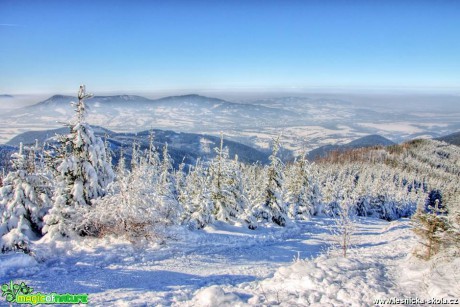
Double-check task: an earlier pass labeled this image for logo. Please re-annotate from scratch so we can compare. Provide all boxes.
[1,281,88,305]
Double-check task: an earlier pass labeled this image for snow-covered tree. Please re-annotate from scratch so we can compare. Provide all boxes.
[182,160,214,229]
[251,137,288,227]
[443,192,460,256]
[116,146,127,175]
[43,85,114,238]
[155,143,182,225]
[227,155,250,222]
[207,134,248,224]
[174,159,187,212]
[308,167,324,216]
[103,134,113,169]
[241,163,265,228]
[334,196,356,258]
[285,154,314,220]
[0,143,51,252]
[147,130,160,169]
[412,199,448,259]
[131,140,141,171]
[88,162,157,242]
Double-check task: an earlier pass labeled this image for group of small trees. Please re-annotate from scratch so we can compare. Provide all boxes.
[317,140,460,260]
[0,142,51,252]
[0,86,113,252]
[0,87,316,252]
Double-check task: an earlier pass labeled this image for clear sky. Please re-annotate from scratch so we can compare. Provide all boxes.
[1,0,459,94]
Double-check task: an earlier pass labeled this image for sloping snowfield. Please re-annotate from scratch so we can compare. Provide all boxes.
[1,217,458,306]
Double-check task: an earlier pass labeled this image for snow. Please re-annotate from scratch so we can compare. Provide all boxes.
[190,286,244,307]
[1,217,455,306]
[0,252,38,278]
[398,254,460,299]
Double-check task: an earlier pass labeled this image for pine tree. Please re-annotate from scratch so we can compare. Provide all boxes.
[116,146,127,176]
[103,134,113,169]
[207,134,248,224]
[308,167,324,215]
[43,85,114,238]
[147,130,160,169]
[155,143,181,225]
[241,163,265,229]
[174,159,187,214]
[182,160,214,229]
[444,192,460,256]
[227,155,249,222]
[131,140,140,171]
[252,137,288,226]
[412,199,448,259]
[0,143,51,252]
[286,154,314,220]
[209,134,229,221]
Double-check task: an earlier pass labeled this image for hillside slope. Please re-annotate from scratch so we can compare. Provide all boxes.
[5,126,270,168]
[308,134,394,160]
[436,131,460,146]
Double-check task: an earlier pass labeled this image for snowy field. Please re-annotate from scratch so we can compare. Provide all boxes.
[1,217,457,306]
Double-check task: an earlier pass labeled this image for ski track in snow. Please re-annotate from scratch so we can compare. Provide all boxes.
[0,217,423,306]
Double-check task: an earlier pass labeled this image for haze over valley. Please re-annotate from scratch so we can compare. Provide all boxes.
[1,92,458,156]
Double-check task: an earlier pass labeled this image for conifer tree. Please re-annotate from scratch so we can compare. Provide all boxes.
[156,143,181,225]
[174,160,187,213]
[0,143,51,252]
[252,137,287,226]
[43,85,114,237]
[412,199,448,259]
[131,140,140,171]
[104,134,113,169]
[286,154,314,220]
[184,160,214,229]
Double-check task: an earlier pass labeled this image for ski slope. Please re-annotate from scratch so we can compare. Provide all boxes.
[1,217,458,306]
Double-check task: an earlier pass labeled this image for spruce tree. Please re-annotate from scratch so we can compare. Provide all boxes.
[208,134,247,223]
[0,143,51,252]
[43,85,114,237]
[412,199,448,259]
[183,160,214,229]
[252,137,287,226]
[156,143,181,225]
[286,154,314,220]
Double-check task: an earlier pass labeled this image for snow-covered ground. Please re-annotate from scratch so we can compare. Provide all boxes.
[1,217,458,306]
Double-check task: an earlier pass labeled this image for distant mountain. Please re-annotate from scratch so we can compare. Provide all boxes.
[28,93,295,115]
[436,131,460,146]
[32,94,152,108]
[0,94,13,98]
[308,135,395,161]
[2,94,299,134]
[5,126,270,168]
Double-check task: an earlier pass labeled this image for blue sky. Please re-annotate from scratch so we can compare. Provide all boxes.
[1,0,459,94]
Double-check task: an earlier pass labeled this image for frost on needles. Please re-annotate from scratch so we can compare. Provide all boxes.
[0,142,51,253]
[43,85,114,238]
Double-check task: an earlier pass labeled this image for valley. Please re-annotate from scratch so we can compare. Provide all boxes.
[1,94,459,156]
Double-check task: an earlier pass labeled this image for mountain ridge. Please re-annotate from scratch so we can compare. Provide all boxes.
[25,93,298,116]
[436,131,460,146]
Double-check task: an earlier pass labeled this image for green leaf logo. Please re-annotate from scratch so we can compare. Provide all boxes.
[1,281,34,303]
